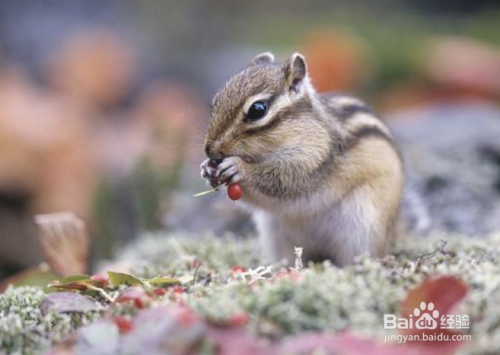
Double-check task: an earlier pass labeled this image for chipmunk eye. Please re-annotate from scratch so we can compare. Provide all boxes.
[246,100,268,121]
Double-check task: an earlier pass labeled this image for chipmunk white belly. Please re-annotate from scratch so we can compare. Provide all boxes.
[253,183,378,266]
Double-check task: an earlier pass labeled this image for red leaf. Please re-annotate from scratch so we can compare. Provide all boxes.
[401,275,468,320]
[398,275,468,354]
[40,292,101,315]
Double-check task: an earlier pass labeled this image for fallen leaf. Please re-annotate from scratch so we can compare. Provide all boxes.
[107,271,145,287]
[399,275,468,355]
[35,212,89,276]
[58,274,92,283]
[401,275,468,320]
[47,275,102,292]
[48,279,93,292]
[0,265,58,293]
[147,276,181,287]
[40,292,101,316]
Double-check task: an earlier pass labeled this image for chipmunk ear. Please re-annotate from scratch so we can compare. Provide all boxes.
[250,52,275,66]
[285,53,307,93]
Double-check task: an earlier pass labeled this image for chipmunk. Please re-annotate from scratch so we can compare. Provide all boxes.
[201,52,404,266]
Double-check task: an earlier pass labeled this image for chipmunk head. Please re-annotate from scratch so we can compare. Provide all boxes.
[204,52,327,164]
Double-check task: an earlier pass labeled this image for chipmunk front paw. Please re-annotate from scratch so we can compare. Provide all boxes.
[216,157,244,185]
[200,159,220,188]
[200,157,244,188]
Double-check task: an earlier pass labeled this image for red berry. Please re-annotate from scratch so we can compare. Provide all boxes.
[113,316,134,333]
[172,285,184,294]
[153,288,167,297]
[227,183,243,201]
[228,312,249,327]
[230,266,247,273]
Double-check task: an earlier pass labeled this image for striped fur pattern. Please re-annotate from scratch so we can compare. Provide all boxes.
[202,53,404,266]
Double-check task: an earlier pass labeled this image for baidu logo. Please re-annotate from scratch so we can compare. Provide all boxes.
[414,302,439,329]
[384,301,468,330]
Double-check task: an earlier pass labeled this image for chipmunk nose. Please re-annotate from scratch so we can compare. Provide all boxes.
[204,142,225,161]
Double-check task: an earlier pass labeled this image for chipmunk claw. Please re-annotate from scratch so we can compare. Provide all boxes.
[200,159,219,187]
[200,160,207,178]
[217,157,243,185]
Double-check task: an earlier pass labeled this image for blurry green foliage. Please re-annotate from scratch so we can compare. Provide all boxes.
[239,6,500,97]
[92,156,182,261]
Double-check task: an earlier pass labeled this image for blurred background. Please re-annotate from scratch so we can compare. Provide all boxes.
[1,0,500,279]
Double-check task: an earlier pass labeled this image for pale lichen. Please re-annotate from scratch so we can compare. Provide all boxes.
[0,286,98,355]
[3,232,500,354]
